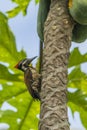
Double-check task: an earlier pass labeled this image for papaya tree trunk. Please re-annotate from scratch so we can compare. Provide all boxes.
[39,0,74,130]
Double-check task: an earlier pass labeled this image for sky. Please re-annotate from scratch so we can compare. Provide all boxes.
[0,0,87,130]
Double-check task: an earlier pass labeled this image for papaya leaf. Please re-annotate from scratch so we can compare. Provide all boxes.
[69,47,87,68]
[68,66,87,82]
[68,67,87,94]
[68,60,87,129]
[18,100,40,130]
[35,0,40,4]
[0,82,26,106]
[7,6,21,18]
[68,89,87,128]
[0,92,40,130]
[0,12,26,68]
[68,89,87,111]
[0,64,21,82]
[7,0,31,18]
[0,12,40,130]
[68,101,87,129]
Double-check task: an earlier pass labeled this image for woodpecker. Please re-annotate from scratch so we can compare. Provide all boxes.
[15,56,41,100]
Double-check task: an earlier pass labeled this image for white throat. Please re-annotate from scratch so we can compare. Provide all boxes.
[21,65,28,71]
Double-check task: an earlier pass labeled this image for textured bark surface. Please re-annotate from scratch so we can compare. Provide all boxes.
[39,0,74,130]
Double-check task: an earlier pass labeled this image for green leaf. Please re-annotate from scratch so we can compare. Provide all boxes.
[0,92,40,130]
[68,101,87,129]
[68,89,87,128]
[7,0,31,18]
[0,12,26,68]
[0,82,26,106]
[68,89,87,111]
[0,64,21,82]
[68,66,87,82]
[7,6,21,18]
[0,12,40,130]
[69,48,87,67]
[35,0,40,4]
[68,67,87,94]
[19,100,40,130]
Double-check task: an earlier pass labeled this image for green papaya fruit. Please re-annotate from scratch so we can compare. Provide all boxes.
[69,0,87,25]
[37,0,51,42]
[37,0,87,43]
[72,23,87,43]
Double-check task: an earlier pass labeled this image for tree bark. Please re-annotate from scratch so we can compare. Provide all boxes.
[39,0,74,130]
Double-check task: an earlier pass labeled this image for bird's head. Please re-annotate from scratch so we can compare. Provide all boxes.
[14,56,37,72]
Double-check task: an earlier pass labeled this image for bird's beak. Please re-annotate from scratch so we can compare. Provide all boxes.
[27,56,37,64]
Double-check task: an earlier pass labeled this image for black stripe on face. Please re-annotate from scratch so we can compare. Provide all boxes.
[18,59,27,70]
